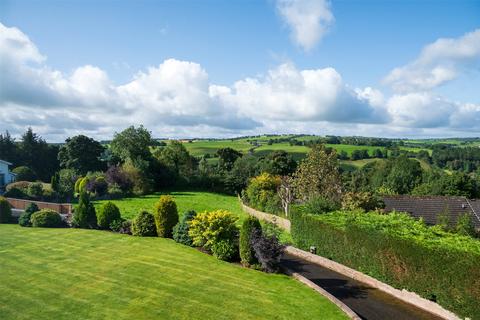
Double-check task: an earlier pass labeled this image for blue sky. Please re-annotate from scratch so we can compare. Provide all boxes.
[1,0,479,141]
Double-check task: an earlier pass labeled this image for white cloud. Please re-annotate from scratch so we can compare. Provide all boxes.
[276,0,334,51]
[384,29,480,92]
[2,22,480,141]
[219,63,387,123]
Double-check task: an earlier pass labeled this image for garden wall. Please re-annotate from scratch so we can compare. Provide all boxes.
[290,210,480,320]
[238,197,291,232]
[6,198,72,215]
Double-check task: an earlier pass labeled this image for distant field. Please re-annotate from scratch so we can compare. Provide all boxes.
[182,140,253,157]
[0,225,346,320]
[175,137,430,162]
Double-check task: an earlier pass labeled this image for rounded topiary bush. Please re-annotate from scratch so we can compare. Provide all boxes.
[12,166,36,182]
[131,211,157,237]
[173,210,197,246]
[18,203,39,227]
[154,195,178,238]
[0,197,12,223]
[211,239,238,261]
[240,216,261,266]
[31,209,63,228]
[97,201,121,230]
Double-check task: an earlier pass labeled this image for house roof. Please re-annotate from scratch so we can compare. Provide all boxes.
[383,195,480,229]
[0,159,12,166]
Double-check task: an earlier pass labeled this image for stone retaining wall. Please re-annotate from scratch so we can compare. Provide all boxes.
[238,197,291,232]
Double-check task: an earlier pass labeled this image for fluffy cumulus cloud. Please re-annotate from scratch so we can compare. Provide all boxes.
[276,0,334,51]
[218,63,387,123]
[384,29,480,92]
[1,22,480,141]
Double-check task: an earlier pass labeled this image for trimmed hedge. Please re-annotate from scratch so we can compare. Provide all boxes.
[31,209,63,228]
[154,195,178,238]
[290,208,480,319]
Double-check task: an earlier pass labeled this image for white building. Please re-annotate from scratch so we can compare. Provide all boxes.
[0,159,16,191]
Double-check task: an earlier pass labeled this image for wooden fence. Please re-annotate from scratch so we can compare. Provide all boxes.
[6,198,72,215]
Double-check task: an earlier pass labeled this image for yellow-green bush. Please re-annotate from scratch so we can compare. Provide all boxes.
[188,210,238,250]
[244,173,282,214]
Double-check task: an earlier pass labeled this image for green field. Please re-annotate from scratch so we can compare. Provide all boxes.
[0,225,347,320]
[95,191,244,221]
[175,137,430,163]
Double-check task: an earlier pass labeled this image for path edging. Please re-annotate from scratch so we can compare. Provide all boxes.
[282,267,361,320]
[285,246,461,320]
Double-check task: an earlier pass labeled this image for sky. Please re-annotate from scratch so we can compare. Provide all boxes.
[0,0,479,142]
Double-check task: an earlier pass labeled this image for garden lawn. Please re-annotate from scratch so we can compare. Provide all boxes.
[0,225,347,320]
[95,191,245,221]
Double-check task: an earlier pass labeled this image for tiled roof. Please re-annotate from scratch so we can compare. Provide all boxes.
[383,195,480,229]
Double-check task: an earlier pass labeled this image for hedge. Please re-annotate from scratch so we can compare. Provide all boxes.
[290,208,480,319]
[31,209,63,228]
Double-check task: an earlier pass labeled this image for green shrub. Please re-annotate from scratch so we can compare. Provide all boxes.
[97,201,121,230]
[173,210,197,246]
[78,177,89,194]
[110,219,131,234]
[31,209,63,228]
[74,177,83,194]
[131,211,157,237]
[189,210,238,250]
[12,166,36,181]
[107,183,124,199]
[244,173,282,214]
[27,182,43,198]
[211,239,238,261]
[455,213,476,237]
[341,192,385,212]
[18,203,39,227]
[4,187,27,199]
[300,196,340,214]
[239,216,261,266]
[290,208,480,319]
[154,195,179,238]
[6,181,30,194]
[0,197,12,223]
[72,191,97,229]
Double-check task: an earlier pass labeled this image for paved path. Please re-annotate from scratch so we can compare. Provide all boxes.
[281,253,443,320]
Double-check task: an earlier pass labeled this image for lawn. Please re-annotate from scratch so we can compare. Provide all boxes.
[0,225,347,320]
[95,191,244,221]
[95,191,293,243]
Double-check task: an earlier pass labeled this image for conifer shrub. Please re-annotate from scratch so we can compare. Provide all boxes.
[211,239,238,261]
[189,210,238,251]
[97,201,121,230]
[173,210,197,246]
[0,196,12,223]
[154,195,179,238]
[72,191,97,228]
[239,216,261,266]
[18,203,39,227]
[131,211,157,237]
[31,209,63,228]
